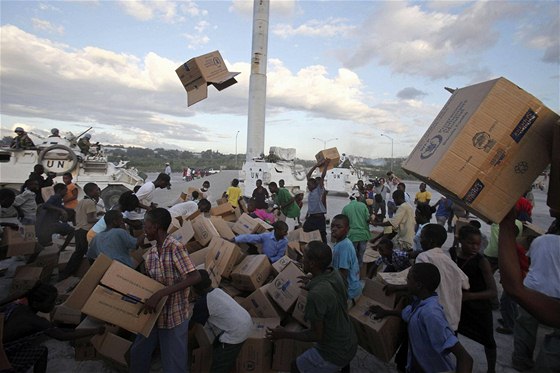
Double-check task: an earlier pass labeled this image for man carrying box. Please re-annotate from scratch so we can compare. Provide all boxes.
[129,208,201,373]
[303,159,330,243]
[266,241,357,373]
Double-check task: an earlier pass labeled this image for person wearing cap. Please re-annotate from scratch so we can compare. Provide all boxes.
[342,191,371,267]
[164,162,172,176]
[77,133,92,155]
[49,128,60,138]
[10,127,35,150]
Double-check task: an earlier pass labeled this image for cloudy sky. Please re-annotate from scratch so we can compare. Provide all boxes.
[1,0,558,160]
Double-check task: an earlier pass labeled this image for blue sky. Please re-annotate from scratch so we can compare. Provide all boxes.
[1,0,558,160]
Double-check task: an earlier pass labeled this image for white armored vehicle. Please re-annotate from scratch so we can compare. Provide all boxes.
[0,131,144,207]
[240,147,308,198]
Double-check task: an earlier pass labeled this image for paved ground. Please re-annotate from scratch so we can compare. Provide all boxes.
[0,170,554,372]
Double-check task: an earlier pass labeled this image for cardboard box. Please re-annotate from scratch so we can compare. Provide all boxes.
[233,214,273,235]
[315,147,340,171]
[236,318,280,373]
[167,216,182,234]
[291,289,309,327]
[67,255,167,336]
[286,241,304,261]
[191,346,212,373]
[349,296,404,362]
[10,265,44,294]
[210,216,236,241]
[287,228,322,244]
[231,255,272,292]
[3,225,37,257]
[242,283,285,319]
[193,323,216,347]
[185,209,201,221]
[186,240,204,254]
[175,50,240,106]
[74,338,98,361]
[54,276,81,302]
[216,197,228,205]
[402,77,558,223]
[271,321,313,371]
[170,220,195,246]
[210,202,235,217]
[91,331,132,366]
[377,267,410,286]
[271,255,296,275]
[192,215,220,246]
[219,280,244,298]
[53,304,82,325]
[362,278,397,308]
[205,237,242,284]
[189,247,210,267]
[267,262,305,312]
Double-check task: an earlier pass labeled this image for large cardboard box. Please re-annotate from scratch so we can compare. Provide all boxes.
[362,278,397,309]
[236,318,280,373]
[53,304,82,325]
[271,321,313,371]
[10,265,44,294]
[349,296,404,362]
[210,202,235,217]
[242,283,285,319]
[205,237,242,282]
[91,331,132,366]
[189,246,210,267]
[210,216,236,241]
[170,220,195,246]
[191,346,212,373]
[233,214,273,235]
[175,50,240,106]
[231,255,272,292]
[66,255,167,336]
[402,77,558,223]
[287,228,322,244]
[291,289,309,327]
[271,255,296,275]
[267,262,305,312]
[192,215,220,246]
[315,147,340,171]
[193,323,216,347]
[377,267,410,286]
[3,225,37,257]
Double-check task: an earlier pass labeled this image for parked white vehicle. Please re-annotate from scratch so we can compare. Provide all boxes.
[0,133,143,207]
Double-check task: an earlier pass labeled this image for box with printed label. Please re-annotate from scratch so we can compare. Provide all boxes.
[170,220,195,246]
[241,283,285,320]
[210,216,236,241]
[349,296,404,362]
[175,50,240,106]
[403,77,558,223]
[236,317,280,373]
[205,237,242,281]
[210,202,235,217]
[291,289,309,327]
[362,278,397,309]
[315,147,340,171]
[66,255,167,337]
[287,228,322,244]
[271,321,313,371]
[233,214,273,235]
[192,215,220,246]
[271,255,296,275]
[266,262,305,312]
[231,255,272,292]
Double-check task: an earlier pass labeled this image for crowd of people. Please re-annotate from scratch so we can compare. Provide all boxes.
[0,157,558,373]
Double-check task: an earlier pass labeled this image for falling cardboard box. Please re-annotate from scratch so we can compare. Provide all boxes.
[65,255,167,337]
[402,77,558,223]
[176,50,240,106]
[315,147,340,171]
[267,262,305,312]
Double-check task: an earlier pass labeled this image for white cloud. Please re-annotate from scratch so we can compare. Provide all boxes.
[32,18,64,35]
[118,0,207,22]
[273,18,355,38]
[184,34,210,49]
[514,3,559,63]
[342,1,524,79]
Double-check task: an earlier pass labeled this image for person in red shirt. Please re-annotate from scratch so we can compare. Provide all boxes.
[515,196,533,223]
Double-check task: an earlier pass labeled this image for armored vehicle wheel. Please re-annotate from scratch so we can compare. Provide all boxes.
[100,185,130,209]
[38,145,78,176]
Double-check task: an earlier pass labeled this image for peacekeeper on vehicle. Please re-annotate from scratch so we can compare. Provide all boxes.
[10,127,35,150]
[49,128,61,138]
[77,133,93,155]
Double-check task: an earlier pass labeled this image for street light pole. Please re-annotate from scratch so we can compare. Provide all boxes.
[381,134,394,171]
[235,131,240,169]
[312,137,339,149]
